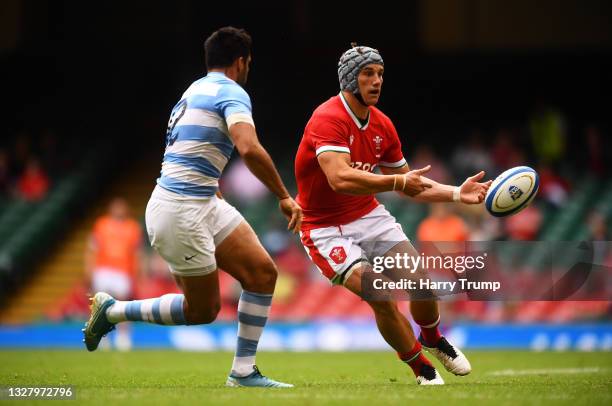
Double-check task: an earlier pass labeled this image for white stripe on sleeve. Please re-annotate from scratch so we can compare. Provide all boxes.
[226,113,255,128]
[378,158,407,168]
[315,145,350,156]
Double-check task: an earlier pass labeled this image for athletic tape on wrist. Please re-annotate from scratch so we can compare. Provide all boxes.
[453,186,461,202]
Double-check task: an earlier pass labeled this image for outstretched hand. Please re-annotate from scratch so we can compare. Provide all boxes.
[402,165,433,196]
[279,197,303,234]
[460,171,493,204]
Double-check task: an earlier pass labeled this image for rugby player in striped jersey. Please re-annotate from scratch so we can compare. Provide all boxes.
[84,27,301,388]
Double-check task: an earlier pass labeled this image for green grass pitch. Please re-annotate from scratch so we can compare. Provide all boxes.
[1,351,610,405]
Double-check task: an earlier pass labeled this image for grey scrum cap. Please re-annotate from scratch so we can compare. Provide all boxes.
[338,44,384,93]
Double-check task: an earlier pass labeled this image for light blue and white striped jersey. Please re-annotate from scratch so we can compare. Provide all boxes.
[157,72,254,198]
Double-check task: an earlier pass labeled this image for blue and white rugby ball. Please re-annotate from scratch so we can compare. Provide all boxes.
[485,166,539,217]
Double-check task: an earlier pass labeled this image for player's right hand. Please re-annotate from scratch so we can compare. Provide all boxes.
[279,197,303,234]
[402,165,433,196]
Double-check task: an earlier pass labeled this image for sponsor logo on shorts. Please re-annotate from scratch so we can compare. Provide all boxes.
[329,246,347,264]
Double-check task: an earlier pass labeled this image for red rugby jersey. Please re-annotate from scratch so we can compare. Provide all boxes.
[295,93,406,230]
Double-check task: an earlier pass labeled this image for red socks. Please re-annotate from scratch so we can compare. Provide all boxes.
[415,315,441,346]
[398,341,433,377]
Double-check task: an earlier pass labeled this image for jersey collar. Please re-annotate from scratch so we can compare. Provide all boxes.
[339,92,370,131]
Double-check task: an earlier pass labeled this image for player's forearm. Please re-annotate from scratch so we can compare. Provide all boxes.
[331,168,395,195]
[241,144,291,200]
[407,177,456,202]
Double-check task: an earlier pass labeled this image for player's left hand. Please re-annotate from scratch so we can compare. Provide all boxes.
[460,171,493,204]
[279,197,303,234]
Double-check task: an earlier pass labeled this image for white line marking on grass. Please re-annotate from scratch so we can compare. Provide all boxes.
[489,367,603,376]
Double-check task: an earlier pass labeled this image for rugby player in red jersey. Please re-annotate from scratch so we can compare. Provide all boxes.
[295,44,492,385]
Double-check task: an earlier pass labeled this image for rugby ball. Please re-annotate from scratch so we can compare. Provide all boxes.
[485,166,539,217]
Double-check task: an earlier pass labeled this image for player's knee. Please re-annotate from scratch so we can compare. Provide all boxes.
[368,300,399,317]
[241,259,278,291]
[259,260,278,286]
[185,301,220,325]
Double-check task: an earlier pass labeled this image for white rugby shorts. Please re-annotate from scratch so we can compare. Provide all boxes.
[300,205,408,285]
[145,185,243,276]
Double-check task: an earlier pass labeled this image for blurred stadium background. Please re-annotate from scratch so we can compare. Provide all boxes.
[0,0,611,352]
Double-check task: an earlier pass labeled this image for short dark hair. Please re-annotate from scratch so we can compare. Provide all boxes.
[204,26,252,69]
